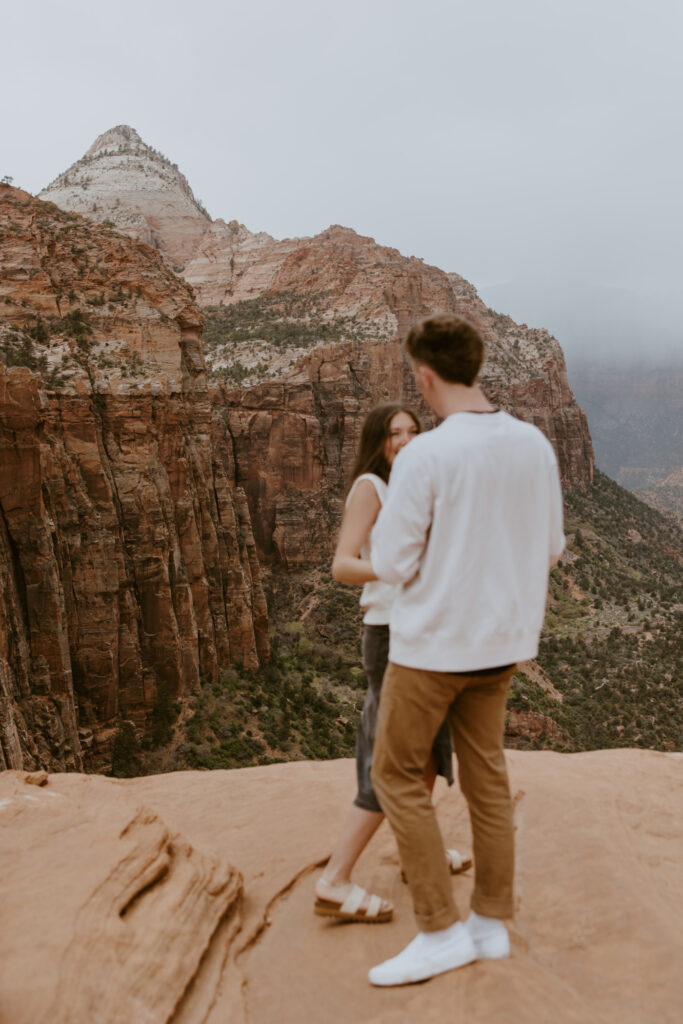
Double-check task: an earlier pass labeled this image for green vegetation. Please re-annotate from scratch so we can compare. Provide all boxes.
[54,308,93,350]
[530,471,682,750]
[111,721,142,778]
[135,471,680,777]
[140,634,365,774]
[0,307,102,386]
[0,324,48,372]
[146,682,181,748]
[202,291,389,383]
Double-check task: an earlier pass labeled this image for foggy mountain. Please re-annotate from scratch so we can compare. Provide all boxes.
[478,277,682,511]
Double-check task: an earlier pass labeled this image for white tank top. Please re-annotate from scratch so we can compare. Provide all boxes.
[346,473,399,625]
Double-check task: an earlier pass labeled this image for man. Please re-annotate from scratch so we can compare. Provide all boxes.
[368,313,565,986]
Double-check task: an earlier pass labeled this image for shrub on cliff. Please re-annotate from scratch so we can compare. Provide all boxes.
[146,683,180,748]
[111,721,142,778]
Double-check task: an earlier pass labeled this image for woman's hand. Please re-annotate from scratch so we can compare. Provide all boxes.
[332,479,381,585]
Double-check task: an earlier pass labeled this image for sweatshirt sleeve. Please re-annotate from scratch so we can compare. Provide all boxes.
[370,441,434,584]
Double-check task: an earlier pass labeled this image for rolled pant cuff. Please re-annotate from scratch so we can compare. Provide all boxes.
[471,894,514,919]
[415,904,460,933]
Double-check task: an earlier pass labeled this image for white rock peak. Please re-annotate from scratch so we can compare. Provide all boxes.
[85,124,146,158]
[39,125,212,269]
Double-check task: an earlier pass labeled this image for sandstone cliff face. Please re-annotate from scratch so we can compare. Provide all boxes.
[219,337,415,565]
[215,260,592,566]
[449,273,594,487]
[19,131,597,765]
[38,125,593,569]
[186,221,458,319]
[182,224,591,567]
[197,225,592,543]
[0,187,267,772]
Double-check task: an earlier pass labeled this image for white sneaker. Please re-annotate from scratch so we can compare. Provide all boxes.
[368,922,477,986]
[464,911,510,959]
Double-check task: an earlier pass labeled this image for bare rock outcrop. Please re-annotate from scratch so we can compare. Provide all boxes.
[39,125,212,271]
[0,771,242,1024]
[1,749,680,1023]
[0,187,267,772]
[220,318,592,566]
[39,127,593,475]
[185,221,457,319]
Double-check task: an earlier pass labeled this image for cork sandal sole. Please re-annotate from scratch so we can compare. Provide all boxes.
[314,883,393,923]
[314,898,393,923]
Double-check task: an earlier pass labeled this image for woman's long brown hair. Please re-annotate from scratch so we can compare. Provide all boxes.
[349,402,422,487]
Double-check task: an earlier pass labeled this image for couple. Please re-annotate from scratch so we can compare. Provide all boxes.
[314,314,565,986]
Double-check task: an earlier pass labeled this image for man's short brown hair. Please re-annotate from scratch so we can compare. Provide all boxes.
[404,314,484,386]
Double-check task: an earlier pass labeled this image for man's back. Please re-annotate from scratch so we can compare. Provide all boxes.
[371,410,565,672]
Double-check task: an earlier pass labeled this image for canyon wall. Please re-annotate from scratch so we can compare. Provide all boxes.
[217,259,593,567]
[0,187,267,772]
[40,127,594,502]
[10,127,598,768]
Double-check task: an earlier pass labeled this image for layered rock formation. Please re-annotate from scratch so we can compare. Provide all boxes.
[7,131,598,766]
[0,770,242,1024]
[40,126,594,500]
[0,186,267,772]
[2,749,681,1023]
[217,265,593,564]
[38,128,594,571]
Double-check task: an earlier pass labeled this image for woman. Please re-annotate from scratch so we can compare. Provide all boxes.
[313,402,471,923]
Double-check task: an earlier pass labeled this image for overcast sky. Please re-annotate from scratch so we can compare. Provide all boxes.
[3,0,682,315]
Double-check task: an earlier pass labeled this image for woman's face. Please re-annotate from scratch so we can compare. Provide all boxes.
[384,411,419,466]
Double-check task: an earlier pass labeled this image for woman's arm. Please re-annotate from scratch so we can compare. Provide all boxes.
[331,479,381,585]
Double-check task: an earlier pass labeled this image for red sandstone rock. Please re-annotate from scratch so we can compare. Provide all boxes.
[192,228,593,564]
[4,132,597,765]
[36,128,594,571]
[0,771,242,1024]
[0,187,267,772]
[219,317,592,566]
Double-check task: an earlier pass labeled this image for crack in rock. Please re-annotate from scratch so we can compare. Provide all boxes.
[236,854,329,960]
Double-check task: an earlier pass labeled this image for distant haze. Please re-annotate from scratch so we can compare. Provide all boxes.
[478,278,683,365]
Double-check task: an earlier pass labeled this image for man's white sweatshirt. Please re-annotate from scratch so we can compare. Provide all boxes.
[370,411,565,672]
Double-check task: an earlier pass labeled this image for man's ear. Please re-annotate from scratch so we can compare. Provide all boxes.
[416,363,435,392]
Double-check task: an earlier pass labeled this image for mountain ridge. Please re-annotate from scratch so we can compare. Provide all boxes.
[4,130,678,774]
[40,125,212,270]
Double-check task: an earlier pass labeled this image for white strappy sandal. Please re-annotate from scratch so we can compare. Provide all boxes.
[314,882,393,923]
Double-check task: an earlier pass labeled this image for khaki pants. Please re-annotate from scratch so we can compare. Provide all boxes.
[371,661,516,932]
